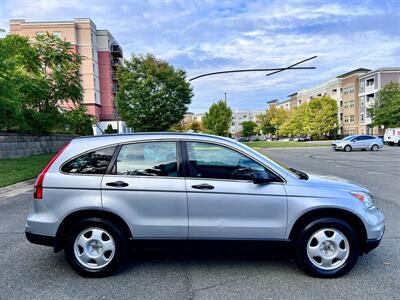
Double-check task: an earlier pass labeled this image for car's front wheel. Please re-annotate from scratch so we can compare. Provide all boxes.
[65,218,127,277]
[294,218,360,278]
[344,145,352,152]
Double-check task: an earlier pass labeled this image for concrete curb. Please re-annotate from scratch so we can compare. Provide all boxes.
[0,179,35,200]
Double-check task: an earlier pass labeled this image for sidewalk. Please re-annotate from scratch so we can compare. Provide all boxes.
[0,179,34,200]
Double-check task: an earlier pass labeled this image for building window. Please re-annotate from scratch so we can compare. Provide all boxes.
[361,113,364,122]
[350,115,355,122]
[53,31,61,37]
[360,82,365,92]
[366,78,374,87]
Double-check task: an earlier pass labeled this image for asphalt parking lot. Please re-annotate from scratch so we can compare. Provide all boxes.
[1,146,399,299]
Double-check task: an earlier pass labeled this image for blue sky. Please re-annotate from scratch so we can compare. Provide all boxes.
[1,0,399,112]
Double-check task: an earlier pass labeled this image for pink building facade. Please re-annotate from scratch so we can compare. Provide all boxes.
[10,18,131,135]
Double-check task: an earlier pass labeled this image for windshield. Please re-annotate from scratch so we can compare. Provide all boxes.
[342,135,356,141]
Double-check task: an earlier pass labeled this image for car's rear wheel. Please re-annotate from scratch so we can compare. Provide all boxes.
[371,144,379,151]
[294,218,360,278]
[65,218,127,277]
[344,145,352,152]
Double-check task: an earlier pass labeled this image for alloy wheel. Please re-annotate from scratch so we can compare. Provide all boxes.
[307,228,350,271]
[73,227,116,269]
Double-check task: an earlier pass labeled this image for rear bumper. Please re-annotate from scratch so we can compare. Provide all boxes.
[25,231,55,247]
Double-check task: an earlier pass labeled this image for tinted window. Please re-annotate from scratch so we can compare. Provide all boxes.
[186,142,280,181]
[61,147,116,174]
[115,142,178,177]
[365,136,375,140]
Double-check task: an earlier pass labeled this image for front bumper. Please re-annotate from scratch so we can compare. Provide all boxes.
[25,231,55,247]
[331,144,343,150]
[364,226,384,253]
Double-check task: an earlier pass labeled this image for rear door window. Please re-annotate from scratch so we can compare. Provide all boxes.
[61,146,116,174]
[114,142,178,177]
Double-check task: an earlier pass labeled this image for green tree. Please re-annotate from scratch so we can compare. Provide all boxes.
[0,33,83,134]
[63,106,95,135]
[202,100,233,136]
[0,35,38,131]
[117,53,193,132]
[104,124,117,134]
[255,106,289,135]
[241,120,256,137]
[306,96,337,137]
[255,112,274,134]
[279,104,309,136]
[370,81,400,127]
[23,33,83,134]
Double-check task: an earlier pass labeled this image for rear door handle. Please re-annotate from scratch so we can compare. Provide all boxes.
[106,181,129,187]
[192,183,214,190]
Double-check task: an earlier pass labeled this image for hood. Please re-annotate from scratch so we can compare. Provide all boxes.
[305,174,369,193]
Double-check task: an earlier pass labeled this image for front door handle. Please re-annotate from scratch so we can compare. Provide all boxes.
[192,183,214,190]
[106,181,129,187]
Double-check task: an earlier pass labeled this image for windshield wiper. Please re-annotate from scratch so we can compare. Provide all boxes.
[289,168,309,180]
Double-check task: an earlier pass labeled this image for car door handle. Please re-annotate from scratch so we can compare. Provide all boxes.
[106,181,129,187]
[192,183,214,190]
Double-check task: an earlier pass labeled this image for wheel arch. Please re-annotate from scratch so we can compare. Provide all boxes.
[55,209,132,253]
[288,208,367,249]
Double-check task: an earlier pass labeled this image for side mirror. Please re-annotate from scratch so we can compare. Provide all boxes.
[252,171,275,184]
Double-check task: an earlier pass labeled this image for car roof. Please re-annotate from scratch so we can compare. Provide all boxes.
[70,132,237,152]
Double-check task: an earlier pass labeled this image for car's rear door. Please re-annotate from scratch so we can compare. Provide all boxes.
[183,141,287,240]
[101,140,188,239]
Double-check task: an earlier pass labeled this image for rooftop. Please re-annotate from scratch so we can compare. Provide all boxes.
[337,68,370,78]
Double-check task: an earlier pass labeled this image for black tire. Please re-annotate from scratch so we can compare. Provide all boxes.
[294,218,360,278]
[388,142,394,146]
[64,218,128,277]
[344,145,352,152]
[398,141,400,147]
[371,144,379,151]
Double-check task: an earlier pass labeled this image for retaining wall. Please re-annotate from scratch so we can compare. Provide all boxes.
[0,134,76,159]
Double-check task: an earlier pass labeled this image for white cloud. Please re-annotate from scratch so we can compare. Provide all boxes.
[1,0,399,112]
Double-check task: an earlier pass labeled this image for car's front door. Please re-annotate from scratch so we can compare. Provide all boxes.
[352,136,366,149]
[184,141,287,240]
[101,141,188,239]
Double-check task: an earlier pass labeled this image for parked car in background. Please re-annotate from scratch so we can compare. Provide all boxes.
[26,133,384,278]
[332,135,383,152]
[384,128,400,146]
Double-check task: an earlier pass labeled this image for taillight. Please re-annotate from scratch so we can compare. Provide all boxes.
[34,142,70,199]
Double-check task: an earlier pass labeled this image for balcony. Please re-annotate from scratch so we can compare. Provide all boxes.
[100,111,117,121]
[112,70,117,80]
[111,58,120,67]
[111,43,123,58]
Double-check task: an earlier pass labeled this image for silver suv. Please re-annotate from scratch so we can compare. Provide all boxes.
[26,133,384,278]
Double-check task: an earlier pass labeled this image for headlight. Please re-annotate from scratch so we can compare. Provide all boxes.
[350,191,375,208]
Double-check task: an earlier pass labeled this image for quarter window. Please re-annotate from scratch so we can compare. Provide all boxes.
[186,142,280,181]
[115,142,178,177]
[61,147,116,174]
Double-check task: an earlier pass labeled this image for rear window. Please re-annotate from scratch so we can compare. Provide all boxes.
[61,146,116,174]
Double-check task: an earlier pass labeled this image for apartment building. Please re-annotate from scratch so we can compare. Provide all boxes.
[288,93,298,109]
[275,98,291,111]
[358,68,400,135]
[230,110,264,134]
[10,18,129,135]
[337,68,370,136]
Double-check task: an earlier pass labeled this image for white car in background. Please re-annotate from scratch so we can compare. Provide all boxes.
[384,128,400,146]
[332,135,383,152]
